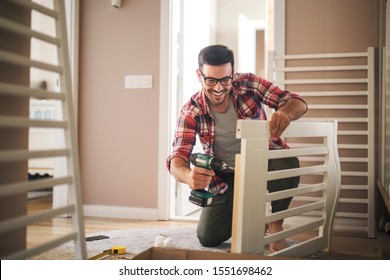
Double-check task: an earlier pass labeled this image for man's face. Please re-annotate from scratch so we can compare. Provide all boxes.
[197,63,233,107]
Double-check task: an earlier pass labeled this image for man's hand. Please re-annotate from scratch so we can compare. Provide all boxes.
[170,157,215,190]
[269,110,291,140]
[269,98,307,139]
[186,166,215,190]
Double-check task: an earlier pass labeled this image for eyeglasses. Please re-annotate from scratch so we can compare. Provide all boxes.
[199,70,233,86]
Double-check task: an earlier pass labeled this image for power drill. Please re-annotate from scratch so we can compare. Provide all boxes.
[188,153,234,207]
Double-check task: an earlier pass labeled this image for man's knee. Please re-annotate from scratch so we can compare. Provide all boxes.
[268,157,300,193]
[268,157,300,212]
[197,228,230,247]
[197,233,219,247]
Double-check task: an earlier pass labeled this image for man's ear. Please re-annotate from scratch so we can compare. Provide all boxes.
[196,69,202,83]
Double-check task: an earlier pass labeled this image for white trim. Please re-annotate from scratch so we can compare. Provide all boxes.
[83,205,158,220]
[157,0,171,221]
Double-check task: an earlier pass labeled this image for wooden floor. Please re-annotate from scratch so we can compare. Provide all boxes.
[27,195,382,259]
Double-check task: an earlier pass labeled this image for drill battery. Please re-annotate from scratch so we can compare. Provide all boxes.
[189,189,227,207]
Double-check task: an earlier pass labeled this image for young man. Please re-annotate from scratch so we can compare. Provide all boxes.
[166,45,307,252]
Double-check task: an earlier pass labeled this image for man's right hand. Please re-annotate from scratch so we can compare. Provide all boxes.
[186,166,215,190]
[170,156,215,190]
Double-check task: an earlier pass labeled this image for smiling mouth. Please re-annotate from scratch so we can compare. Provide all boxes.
[212,90,225,96]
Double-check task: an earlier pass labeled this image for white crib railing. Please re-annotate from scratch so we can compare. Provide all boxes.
[231,120,341,258]
[0,0,86,259]
[267,49,375,238]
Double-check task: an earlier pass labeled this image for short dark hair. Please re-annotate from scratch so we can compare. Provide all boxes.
[198,45,234,70]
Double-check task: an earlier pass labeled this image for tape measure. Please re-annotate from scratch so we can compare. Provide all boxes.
[88,246,126,260]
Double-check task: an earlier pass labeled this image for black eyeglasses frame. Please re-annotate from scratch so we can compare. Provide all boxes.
[199,70,233,87]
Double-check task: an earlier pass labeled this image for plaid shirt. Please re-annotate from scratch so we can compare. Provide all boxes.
[166,73,306,193]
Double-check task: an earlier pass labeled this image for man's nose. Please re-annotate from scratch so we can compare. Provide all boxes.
[214,81,223,91]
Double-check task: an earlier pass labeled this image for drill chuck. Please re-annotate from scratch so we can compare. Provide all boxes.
[190,153,234,172]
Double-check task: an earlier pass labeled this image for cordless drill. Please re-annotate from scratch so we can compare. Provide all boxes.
[188,153,234,207]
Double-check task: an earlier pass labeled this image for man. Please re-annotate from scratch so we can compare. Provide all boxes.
[166,45,307,252]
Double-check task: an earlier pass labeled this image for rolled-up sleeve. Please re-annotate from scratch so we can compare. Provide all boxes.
[166,111,197,173]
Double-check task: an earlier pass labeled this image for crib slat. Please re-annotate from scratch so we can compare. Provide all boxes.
[0,116,68,129]
[269,146,328,159]
[0,82,66,100]
[0,206,75,234]
[266,182,326,201]
[0,50,63,74]
[0,176,73,198]
[4,233,77,260]
[264,218,325,245]
[0,149,70,162]
[267,165,327,181]
[0,17,61,46]
[265,201,325,224]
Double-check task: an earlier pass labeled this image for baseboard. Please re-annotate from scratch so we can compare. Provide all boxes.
[83,205,158,220]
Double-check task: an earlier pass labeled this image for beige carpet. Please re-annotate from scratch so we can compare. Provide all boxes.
[31,227,231,260]
[30,227,327,260]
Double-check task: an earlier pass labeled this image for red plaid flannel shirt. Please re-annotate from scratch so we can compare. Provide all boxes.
[166,73,306,193]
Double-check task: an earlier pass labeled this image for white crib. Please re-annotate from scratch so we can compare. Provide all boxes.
[231,120,341,258]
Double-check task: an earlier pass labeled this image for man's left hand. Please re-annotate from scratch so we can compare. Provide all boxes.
[269,110,291,140]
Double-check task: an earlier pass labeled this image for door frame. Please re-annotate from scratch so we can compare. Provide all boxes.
[157,0,271,220]
[157,0,172,220]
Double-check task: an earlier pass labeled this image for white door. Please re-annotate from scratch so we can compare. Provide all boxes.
[168,0,267,220]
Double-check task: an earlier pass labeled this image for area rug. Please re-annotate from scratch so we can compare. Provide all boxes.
[30,226,325,260]
[31,227,231,260]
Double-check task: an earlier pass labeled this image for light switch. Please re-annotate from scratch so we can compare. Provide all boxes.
[124,75,153,89]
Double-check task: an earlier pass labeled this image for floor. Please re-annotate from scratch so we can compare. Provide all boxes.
[27,195,384,259]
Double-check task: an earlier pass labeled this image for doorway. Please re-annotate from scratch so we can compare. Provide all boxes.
[167,0,268,221]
